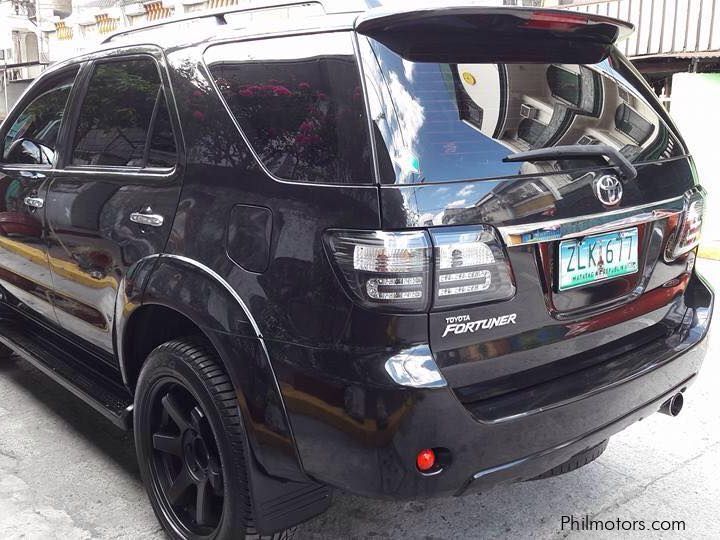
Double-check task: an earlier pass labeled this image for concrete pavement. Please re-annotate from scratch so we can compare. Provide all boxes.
[1,260,719,539]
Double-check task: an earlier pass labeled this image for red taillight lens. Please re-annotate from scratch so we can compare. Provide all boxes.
[416,449,436,472]
[666,190,705,261]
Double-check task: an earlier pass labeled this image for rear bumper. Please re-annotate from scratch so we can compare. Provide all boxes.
[274,270,713,499]
[463,337,706,494]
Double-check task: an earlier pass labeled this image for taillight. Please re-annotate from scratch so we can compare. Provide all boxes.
[325,226,514,313]
[430,226,515,309]
[666,190,705,261]
[324,230,432,312]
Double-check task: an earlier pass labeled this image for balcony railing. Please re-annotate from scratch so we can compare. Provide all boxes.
[562,0,720,58]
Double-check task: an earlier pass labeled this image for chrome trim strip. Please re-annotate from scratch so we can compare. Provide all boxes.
[160,255,266,340]
[498,196,685,247]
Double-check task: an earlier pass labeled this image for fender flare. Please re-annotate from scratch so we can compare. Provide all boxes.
[114,253,305,482]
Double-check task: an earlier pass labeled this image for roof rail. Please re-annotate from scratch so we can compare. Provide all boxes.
[101,1,330,44]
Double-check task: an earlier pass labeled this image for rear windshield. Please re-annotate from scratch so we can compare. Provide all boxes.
[361,38,685,184]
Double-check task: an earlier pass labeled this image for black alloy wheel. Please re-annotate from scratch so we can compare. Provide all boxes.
[150,382,224,535]
[134,337,289,540]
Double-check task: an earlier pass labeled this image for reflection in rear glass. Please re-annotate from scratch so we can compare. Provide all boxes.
[362,38,684,184]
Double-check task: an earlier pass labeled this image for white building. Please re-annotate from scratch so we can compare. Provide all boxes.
[1,0,72,117]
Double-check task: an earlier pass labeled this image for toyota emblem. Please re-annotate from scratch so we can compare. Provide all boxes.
[595,175,623,206]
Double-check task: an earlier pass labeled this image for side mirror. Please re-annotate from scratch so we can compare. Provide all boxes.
[4,138,54,166]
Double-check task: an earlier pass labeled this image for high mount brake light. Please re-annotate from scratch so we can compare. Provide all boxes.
[522,11,590,31]
[666,190,705,261]
[325,226,514,313]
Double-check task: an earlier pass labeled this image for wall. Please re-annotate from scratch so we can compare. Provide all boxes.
[670,72,720,242]
[559,0,720,59]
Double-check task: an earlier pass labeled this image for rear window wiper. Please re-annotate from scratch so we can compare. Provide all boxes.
[503,144,637,180]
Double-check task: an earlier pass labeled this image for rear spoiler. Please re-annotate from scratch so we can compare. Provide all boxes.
[355,6,633,63]
[356,6,634,42]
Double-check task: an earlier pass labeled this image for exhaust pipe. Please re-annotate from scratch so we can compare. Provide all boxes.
[659,393,684,417]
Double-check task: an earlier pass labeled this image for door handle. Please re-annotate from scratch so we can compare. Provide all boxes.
[23,196,44,209]
[130,208,164,227]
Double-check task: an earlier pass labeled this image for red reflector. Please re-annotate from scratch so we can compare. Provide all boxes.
[416,449,436,472]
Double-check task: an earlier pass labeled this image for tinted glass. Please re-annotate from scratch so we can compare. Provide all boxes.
[362,39,684,184]
[2,71,77,165]
[72,58,175,168]
[205,32,373,184]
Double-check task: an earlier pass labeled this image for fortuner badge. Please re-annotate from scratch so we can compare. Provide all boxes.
[442,313,517,338]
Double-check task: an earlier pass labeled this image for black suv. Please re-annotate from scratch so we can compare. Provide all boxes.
[0,3,713,539]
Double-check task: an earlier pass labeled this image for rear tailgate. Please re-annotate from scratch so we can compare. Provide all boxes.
[358,7,701,418]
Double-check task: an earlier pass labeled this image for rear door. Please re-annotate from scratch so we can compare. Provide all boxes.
[0,66,79,322]
[357,9,700,420]
[45,49,183,355]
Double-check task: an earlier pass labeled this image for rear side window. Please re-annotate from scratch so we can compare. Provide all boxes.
[71,58,177,168]
[205,32,373,184]
[1,69,77,165]
[361,38,685,184]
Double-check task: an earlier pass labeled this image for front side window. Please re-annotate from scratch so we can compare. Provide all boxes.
[71,58,177,168]
[2,70,77,166]
[205,32,373,184]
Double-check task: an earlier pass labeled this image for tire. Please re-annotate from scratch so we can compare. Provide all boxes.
[529,439,609,481]
[134,336,291,540]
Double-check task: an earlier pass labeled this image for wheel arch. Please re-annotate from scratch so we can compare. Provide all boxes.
[120,303,203,391]
[115,254,307,485]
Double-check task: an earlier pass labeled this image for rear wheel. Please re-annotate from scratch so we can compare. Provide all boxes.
[529,439,609,481]
[134,336,289,540]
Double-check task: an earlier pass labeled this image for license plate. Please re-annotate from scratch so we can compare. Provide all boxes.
[558,228,639,291]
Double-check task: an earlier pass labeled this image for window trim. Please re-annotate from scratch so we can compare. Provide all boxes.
[0,65,81,170]
[60,53,179,177]
[201,29,378,187]
[142,87,163,166]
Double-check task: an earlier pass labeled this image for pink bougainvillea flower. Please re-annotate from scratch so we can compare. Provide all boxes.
[298,82,311,90]
[272,85,292,96]
[193,110,205,121]
[298,119,317,134]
